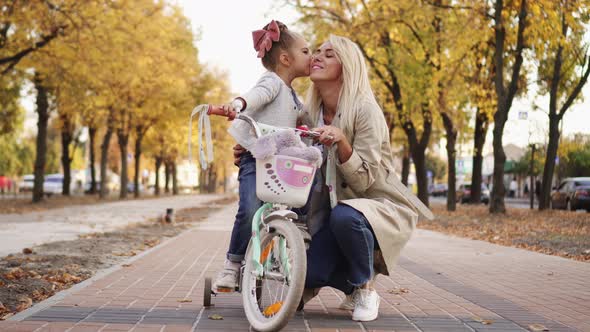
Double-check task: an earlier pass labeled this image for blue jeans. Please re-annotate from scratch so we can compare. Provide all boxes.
[227,152,262,263]
[305,204,378,295]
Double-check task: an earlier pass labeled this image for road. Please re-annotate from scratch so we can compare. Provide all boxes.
[430,196,539,209]
[0,194,226,257]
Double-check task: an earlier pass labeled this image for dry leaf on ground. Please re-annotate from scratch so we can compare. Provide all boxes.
[177,298,192,303]
[208,314,223,320]
[528,323,549,331]
[387,287,410,295]
[472,316,494,325]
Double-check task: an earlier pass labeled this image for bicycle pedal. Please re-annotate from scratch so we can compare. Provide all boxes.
[215,287,234,293]
[263,301,283,317]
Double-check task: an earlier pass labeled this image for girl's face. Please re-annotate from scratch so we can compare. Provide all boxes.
[310,42,342,83]
[287,35,311,78]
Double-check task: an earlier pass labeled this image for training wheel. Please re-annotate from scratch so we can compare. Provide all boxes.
[204,277,212,307]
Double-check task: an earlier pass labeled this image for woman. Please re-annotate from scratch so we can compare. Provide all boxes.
[233,35,433,322]
[297,35,433,322]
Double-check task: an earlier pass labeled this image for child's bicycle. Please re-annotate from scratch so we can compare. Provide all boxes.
[191,104,322,332]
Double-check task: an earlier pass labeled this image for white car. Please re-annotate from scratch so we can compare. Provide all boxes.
[43,174,64,196]
[18,174,35,192]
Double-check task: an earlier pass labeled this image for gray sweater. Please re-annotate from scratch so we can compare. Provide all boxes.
[228,71,302,150]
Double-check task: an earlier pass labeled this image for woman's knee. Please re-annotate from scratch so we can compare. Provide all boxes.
[329,204,364,234]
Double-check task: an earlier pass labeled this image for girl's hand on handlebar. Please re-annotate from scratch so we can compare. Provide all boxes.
[221,103,236,114]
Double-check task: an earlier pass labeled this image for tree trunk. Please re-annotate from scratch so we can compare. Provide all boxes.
[490,0,527,214]
[88,126,98,194]
[403,107,432,207]
[441,113,457,211]
[117,130,129,199]
[401,148,410,186]
[133,126,144,198]
[172,161,178,195]
[490,109,508,213]
[32,73,49,203]
[411,149,428,206]
[164,161,171,193]
[154,156,162,196]
[539,113,561,211]
[99,118,113,199]
[471,110,488,203]
[60,116,73,196]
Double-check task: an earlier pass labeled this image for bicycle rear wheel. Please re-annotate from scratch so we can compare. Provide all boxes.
[242,219,306,332]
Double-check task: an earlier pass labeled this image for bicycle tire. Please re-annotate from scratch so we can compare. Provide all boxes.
[242,219,306,332]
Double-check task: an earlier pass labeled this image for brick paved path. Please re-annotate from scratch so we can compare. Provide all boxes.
[1,201,588,332]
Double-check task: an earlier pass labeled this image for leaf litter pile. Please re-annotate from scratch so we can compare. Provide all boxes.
[420,203,590,262]
[0,196,236,320]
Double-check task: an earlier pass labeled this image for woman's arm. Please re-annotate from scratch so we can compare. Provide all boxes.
[336,107,386,193]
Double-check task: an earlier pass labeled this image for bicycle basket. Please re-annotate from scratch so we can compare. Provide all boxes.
[255,155,316,208]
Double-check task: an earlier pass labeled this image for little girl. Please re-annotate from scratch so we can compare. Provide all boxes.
[213,20,311,291]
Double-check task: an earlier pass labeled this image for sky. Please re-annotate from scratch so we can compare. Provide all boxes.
[22,0,590,150]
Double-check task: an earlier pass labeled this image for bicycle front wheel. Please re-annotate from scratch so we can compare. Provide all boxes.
[242,219,306,332]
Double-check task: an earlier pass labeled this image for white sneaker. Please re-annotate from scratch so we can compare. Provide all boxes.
[338,292,356,310]
[352,289,380,321]
[213,268,238,291]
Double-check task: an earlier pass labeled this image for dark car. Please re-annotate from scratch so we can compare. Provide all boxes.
[550,177,590,212]
[430,183,448,197]
[458,183,490,204]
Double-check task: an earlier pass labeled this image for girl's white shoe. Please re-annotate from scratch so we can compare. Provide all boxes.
[338,292,356,310]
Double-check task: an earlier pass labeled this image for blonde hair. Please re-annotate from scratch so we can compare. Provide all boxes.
[305,35,379,135]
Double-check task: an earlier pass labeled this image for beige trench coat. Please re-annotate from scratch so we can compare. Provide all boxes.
[301,101,433,276]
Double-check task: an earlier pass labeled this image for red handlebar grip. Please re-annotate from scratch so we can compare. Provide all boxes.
[207,105,236,120]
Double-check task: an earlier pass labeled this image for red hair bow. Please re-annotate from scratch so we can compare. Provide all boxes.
[252,20,280,58]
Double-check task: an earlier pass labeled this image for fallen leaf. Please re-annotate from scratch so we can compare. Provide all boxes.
[4,267,27,280]
[144,239,160,247]
[472,316,493,325]
[387,287,410,295]
[177,298,192,303]
[1,312,14,320]
[122,264,132,267]
[208,314,224,320]
[528,324,549,331]
[16,296,32,312]
[22,248,33,254]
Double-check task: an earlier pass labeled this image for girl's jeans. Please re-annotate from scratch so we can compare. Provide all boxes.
[305,204,379,295]
[226,152,262,263]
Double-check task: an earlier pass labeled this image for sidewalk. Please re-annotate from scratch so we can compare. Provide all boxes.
[1,201,589,332]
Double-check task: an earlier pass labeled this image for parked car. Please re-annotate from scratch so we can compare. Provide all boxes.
[550,177,590,212]
[430,183,448,197]
[458,183,490,204]
[18,174,35,192]
[126,182,144,193]
[43,173,64,196]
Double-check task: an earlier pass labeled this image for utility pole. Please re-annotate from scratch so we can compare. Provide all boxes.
[529,143,537,210]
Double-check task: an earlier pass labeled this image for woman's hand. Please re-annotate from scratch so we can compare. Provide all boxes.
[312,126,353,163]
[233,144,246,167]
[312,126,345,146]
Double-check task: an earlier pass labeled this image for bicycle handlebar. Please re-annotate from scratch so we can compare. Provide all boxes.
[207,105,236,120]
[204,104,325,140]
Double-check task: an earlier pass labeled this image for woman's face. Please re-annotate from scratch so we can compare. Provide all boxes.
[310,42,342,83]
